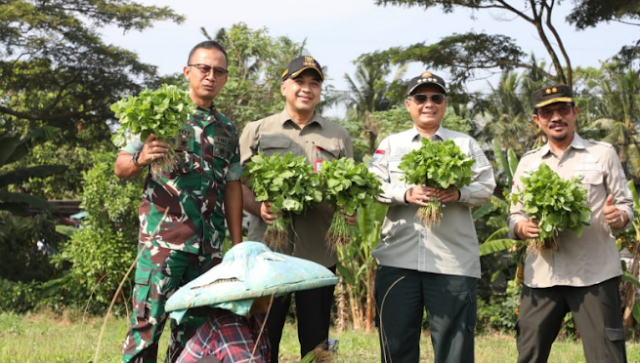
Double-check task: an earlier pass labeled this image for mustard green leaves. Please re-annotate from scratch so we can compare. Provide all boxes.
[399,138,475,189]
[399,138,475,226]
[320,157,382,247]
[111,84,195,147]
[245,152,323,249]
[321,158,381,216]
[511,163,591,250]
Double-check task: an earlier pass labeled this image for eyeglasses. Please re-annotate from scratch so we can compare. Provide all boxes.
[409,93,446,105]
[188,64,229,78]
[537,104,573,120]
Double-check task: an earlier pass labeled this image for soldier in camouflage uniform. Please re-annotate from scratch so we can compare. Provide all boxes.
[114,40,243,363]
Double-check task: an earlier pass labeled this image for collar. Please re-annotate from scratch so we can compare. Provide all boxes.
[280,108,324,128]
[196,102,216,114]
[540,132,585,157]
[411,125,447,141]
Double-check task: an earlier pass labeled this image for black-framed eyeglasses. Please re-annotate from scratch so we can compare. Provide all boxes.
[188,64,229,78]
[537,104,573,120]
[409,93,446,105]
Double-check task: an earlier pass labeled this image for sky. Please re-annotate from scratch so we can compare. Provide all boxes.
[103,0,638,117]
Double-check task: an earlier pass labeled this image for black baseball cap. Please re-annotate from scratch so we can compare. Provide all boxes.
[532,85,574,108]
[281,56,325,81]
[407,71,447,95]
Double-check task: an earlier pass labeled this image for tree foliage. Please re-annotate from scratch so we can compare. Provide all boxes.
[340,53,407,154]
[0,126,67,212]
[475,70,541,156]
[0,0,183,198]
[375,0,574,86]
[201,23,307,129]
[567,0,640,30]
[576,63,640,182]
[567,0,640,68]
[0,212,63,283]
[382,32,529,87]
[1,0,182,131]
[55,151,142,309]
[374,0,640,88]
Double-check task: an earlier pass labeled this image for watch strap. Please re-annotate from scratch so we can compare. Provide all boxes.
[132,151,145,169]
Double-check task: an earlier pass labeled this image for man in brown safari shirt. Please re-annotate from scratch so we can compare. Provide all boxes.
[239,56,353,363]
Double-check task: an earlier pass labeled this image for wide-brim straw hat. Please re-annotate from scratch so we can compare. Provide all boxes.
[166,241,338,320]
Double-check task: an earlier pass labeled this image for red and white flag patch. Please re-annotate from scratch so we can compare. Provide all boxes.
[371,149,386,163]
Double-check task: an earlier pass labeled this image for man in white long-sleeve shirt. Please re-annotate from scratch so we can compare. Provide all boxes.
[368,71,496,363]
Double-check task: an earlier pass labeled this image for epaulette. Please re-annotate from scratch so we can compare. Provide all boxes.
[521,146,543,158]
[588,139,613,148]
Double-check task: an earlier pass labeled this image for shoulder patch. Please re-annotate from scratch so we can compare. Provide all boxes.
[371,149,386,163]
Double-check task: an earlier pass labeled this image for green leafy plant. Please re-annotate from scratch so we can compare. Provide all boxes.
[0,127,67,213]
[111,84,195,173]
[398,138,475,226]
[245,152,323,249]
[511,163,591,250]
[335,200,387,332]
[622,180,640,329]
[320,158,381,248]
[53,151,142,311]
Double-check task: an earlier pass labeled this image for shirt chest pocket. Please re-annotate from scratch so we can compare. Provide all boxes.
[315,140,342,160]
[574,168,604,204]
[259,135,292,156]
[168,126,196,175]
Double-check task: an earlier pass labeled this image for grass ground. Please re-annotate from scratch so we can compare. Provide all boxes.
[1,310,639,363]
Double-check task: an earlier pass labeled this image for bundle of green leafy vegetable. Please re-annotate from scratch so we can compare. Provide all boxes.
[320,158,382,248]
[399,138,475,226]
[245,152,323,249]
[111,84,195,173]
[511,163,591,250]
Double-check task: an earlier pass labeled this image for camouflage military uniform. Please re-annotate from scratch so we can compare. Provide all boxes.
[121,104,241,363]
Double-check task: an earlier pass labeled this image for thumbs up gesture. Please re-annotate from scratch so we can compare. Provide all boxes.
[603,194,625,228]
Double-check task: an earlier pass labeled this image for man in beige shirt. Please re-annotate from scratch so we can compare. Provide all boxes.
[239,56,353,363]
[508,85,634,363]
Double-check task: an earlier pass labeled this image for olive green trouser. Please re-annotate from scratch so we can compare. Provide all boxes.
[516,277,627,363]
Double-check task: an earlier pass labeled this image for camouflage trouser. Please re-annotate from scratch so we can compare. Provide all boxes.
[122,244,221,363]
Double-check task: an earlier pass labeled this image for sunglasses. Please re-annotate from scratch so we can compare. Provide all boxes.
[188,63,229,78]
[409,93,446,105]
[537,104,573,120]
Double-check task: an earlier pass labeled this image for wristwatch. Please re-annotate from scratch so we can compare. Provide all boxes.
[132,151,145,169]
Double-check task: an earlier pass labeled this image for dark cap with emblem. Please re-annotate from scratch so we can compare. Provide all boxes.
[407,71,447,95]
[281,56,325,82]
[532,85,574,108]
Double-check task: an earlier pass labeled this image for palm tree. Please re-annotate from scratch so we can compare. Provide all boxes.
[200,24,308,128]
[342,54,406,154]
[584,64,640,182]
[478,71,539,156]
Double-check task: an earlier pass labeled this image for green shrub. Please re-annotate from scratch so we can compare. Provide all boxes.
[476,285,519,333]
[53,151,142,312]
[0,212,63,283]
[0,279,40,313]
